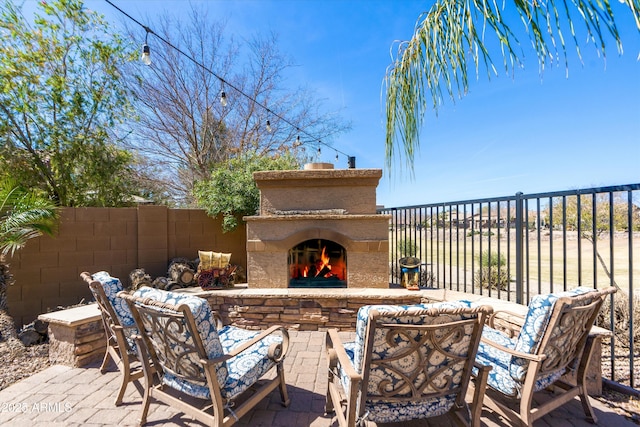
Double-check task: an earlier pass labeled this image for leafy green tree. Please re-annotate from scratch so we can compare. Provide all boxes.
[193,152,300,232]
[384,0,639,170]
[0,178,58,341]
[546,193,639,235]
[0,0,139,206]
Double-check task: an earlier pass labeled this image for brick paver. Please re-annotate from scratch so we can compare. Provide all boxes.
[0,330,636,427]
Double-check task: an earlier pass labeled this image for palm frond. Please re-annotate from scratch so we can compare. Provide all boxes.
[0,178,58,257]
[384,0,637,172]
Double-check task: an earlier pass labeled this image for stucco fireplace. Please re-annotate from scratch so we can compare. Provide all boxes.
[244,163,390,288]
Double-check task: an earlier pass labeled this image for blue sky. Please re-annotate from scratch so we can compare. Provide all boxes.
[91,1,639,206]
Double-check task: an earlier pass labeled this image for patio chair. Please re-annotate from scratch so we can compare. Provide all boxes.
[118,286,290,427]
[81,271,144,406]
[474,286,616,427]
[325,301,493,427]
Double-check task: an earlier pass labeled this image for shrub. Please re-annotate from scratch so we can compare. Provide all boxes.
[397,238,417,258]
[474,251,510,290]
[474,266,510,290]
[596,290,640,352]
[479,250,506,268]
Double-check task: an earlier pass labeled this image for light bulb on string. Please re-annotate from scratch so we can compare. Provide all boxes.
[220,91,228,107]
[335,152,339,162]
[141,44,151,65]
[266,119,272,133]
[294,135,301,147]
[141,30,151,65]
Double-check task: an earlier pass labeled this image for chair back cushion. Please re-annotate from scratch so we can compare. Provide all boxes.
[132,287,227,393]
[510,286,595,380]
[91,271,136,328]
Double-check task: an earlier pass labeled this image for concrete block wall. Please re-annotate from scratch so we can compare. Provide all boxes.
[6,206,246,327]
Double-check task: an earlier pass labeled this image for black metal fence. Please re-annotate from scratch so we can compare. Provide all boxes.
[379,183,639,389]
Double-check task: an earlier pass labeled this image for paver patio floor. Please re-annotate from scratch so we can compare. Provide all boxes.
[0,330,635,427]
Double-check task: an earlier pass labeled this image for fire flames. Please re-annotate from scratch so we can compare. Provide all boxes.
[291,245,345,280]
[302,246,332,278]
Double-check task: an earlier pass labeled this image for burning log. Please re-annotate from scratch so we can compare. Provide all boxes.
[315,265,332,278]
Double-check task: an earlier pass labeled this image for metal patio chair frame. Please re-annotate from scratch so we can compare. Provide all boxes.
[119,290,290,427]
[474,286,616,427]
[326,302,493,427]
[81,271,144,406]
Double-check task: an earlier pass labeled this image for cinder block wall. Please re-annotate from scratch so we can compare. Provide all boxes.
[6,206,246,327]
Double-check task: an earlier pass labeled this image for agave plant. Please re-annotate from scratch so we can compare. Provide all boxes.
[0,178,58,339]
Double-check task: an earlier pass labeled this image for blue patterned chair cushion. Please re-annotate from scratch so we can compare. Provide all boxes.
[342,301,479,423]
[91,271,138,352]
[510,286,593,380]
[92,271,136,327]
[132,287,281,401]
[217,326,282,400]
[475,326,564,397]
[473,286,594,397]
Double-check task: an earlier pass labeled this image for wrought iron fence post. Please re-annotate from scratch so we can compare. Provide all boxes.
[515,192,524,304]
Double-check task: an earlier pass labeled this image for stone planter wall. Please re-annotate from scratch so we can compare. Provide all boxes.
[38,304,106,367]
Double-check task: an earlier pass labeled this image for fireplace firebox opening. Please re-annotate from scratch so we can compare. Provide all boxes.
[288,239,347,288]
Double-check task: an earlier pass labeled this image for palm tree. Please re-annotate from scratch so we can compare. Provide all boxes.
[384,0,639,170]
[0,178,58,341]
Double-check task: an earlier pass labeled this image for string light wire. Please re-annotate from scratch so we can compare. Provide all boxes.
[104,0,352,161]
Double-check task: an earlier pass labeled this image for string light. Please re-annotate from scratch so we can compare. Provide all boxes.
[141,30,151,65]
[105,0,355,166]
[266,119,272,133]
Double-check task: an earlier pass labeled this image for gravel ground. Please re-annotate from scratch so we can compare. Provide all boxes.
[0,338,50,391]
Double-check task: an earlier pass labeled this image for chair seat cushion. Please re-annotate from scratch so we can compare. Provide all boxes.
[218,326,282,400]
[133,287,227,394]
[134,287,281,401]
[475,326,565,397]
[363,396,459,423]
[162,325,282,400]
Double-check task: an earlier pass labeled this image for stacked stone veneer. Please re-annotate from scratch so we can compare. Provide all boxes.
[38,304,106,367]
[244,166,390,288]
[198,288,429,331]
